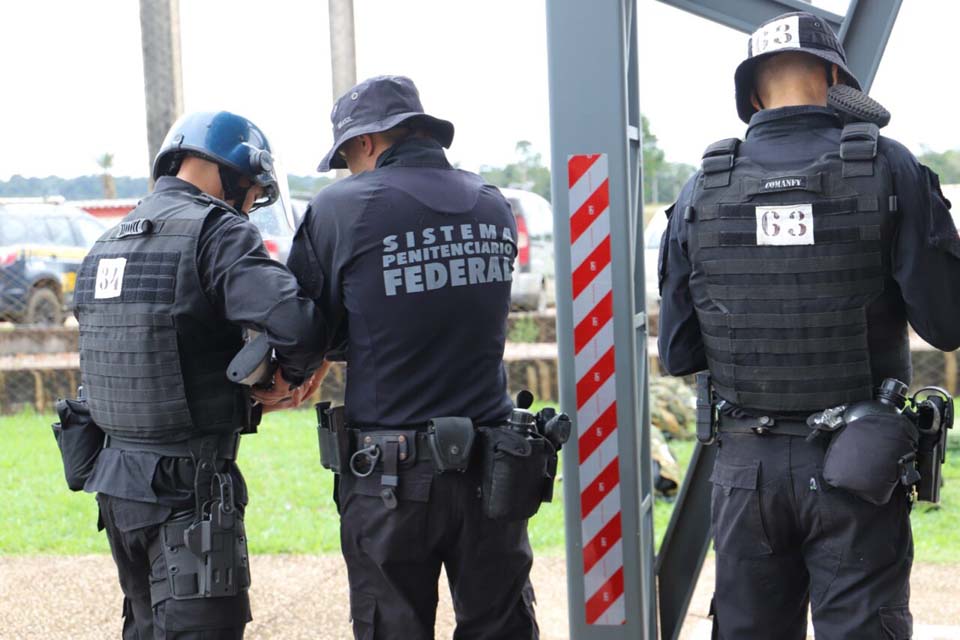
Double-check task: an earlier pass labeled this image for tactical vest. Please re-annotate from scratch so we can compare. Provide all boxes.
[687,123,909,413]
[74,189,249,442]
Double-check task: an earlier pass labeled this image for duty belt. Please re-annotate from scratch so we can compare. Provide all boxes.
[103,433,240,460]
[348,429,433,464]
[717,414,812,438]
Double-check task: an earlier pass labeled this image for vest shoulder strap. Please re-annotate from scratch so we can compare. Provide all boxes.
[840,122,879,178]
[701,137,740,189]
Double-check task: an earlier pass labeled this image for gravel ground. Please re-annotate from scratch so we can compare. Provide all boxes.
[0,555,957,639]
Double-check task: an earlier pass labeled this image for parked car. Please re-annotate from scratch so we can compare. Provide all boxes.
[248,172,297,263]
[0,199,108,325]
[643,205,671,316]
[72,169,298,264]
[500,187,556,312]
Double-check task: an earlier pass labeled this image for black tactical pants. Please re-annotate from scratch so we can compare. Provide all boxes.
[97,494,251,639]
[338,462,538,640]
[710,432,913,640]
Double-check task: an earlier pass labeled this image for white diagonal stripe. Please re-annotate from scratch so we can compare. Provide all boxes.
[568,154,609,217]
[574,321,615,376]
[592,593,626,626]
[572,261,613,327]
[574,376,616,436]
[580,484,621,544]
[571,207,611,268]
[583,538,623,597]
[578,425,619,490]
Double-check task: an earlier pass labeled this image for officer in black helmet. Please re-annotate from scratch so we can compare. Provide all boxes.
[74,111,326,638]
[658,12,960,639]
[257,75,537,639]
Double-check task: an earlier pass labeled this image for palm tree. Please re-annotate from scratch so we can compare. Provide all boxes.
[97,153,117,198]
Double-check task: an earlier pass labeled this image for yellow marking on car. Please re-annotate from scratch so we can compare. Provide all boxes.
[62,271,77,293]
[22,246,89,260]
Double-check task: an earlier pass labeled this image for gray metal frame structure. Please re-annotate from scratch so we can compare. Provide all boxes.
[658,0,903,91]
[547,0,656,637]
[546,1,902,638]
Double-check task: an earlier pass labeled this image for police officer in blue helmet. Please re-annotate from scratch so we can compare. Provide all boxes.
[658,12,960,639]
[73,111,327,638]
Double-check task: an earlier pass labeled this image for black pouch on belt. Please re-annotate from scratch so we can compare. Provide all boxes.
[51,392,105,491]
[316,402,350,473]
[822,412,919,505]
[427,417,475,473]
[479,427,557,522]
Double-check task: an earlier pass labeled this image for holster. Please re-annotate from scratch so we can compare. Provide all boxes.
[316,402,350,474]
[695,372,717,445]
[154,474,250,602]
[915,393,954,503]
[51,391,105,491]
[479,427,558,522]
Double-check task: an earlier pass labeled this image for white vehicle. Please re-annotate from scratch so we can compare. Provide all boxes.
[643,204,671,316]
[500,187,556,312]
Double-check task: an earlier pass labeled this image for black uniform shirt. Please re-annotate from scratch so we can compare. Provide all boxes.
[659,106,960,396]
[85,177,327,508]
[288,138,516,427]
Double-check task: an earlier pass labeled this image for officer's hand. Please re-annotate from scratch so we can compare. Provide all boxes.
[254,364,330,413]
[252,369,298,408]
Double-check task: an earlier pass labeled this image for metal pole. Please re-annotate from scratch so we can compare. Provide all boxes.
[328,0,357,179]
[328,0,357,98]
[138,0,183,185]
[546,1,654,637]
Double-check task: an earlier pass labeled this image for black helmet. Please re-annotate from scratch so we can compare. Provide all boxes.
[734,11,861,124]
[153,111,279,210]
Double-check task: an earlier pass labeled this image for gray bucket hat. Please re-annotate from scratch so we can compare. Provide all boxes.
[734,11,861,124]
[318,75,455,172]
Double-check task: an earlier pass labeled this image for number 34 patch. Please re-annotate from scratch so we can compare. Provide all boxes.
[755,204,814,246]
[94,257,127,299]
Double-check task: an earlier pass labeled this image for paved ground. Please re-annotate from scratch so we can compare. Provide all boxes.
[0,555,958,639]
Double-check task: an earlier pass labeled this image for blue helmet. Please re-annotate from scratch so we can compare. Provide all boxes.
[153,111,279,210]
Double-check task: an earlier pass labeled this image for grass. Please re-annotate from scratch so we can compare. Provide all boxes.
[2,409,959,562]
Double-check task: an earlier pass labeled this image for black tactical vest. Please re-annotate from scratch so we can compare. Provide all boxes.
[74,189,249,442]
[687,123,910,413]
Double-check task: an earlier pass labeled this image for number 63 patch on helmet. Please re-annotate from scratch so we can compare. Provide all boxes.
[755,204,814,246]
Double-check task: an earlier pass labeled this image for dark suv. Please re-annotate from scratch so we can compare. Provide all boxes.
[0,201,107,325]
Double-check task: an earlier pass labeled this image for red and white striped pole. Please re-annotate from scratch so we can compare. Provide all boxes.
[568,154,626,625]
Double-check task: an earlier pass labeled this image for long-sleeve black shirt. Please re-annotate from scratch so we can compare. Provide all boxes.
[287,138,516,427]
[659,106,960,381]
[85,177,326,508]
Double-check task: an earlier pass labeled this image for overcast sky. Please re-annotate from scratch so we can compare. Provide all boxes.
[2,0,958,181]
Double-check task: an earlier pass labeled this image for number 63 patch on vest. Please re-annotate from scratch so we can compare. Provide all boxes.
[94,257,127,299]
[755,204,814,246]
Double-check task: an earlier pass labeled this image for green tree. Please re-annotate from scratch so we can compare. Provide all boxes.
[96,153,117,199]
[480,141,552,201]
[918,148,960,185]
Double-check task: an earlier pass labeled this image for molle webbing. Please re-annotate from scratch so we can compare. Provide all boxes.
[689,124,896,412]
[76,193,246,441]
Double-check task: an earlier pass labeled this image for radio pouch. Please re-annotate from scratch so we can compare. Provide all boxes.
[479,427,557,522]
[52,395,105,491]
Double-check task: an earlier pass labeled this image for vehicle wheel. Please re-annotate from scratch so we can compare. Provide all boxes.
[23,287,64,326]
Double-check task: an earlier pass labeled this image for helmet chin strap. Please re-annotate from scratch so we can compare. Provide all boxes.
[218,165,250,212]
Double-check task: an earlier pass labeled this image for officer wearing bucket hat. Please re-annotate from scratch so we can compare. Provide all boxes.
[261,76,536,638]
[658,12,960,639]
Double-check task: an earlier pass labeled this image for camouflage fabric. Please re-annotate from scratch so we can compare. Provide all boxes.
[650,376,696,440]
[651,427,681,498]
